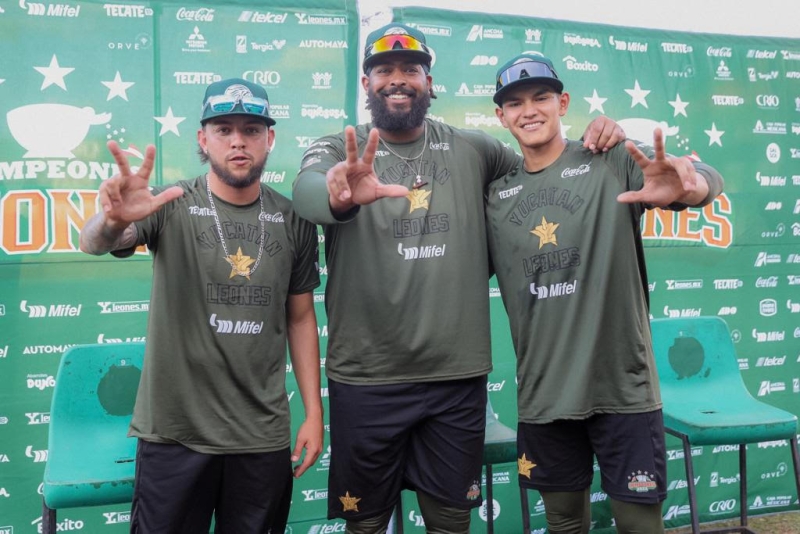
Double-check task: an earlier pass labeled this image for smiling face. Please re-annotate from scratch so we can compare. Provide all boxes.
[198,115,274,189]
[496,83,570,153]
[363,54,432,132]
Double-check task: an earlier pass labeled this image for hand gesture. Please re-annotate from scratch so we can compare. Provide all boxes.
[100,141,183,229]
[291,417,323,478]
[617,128,703,207]
[326,126,410,213]
[582,115,626,153]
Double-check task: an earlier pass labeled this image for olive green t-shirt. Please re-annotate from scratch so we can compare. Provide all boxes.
[485,140,722,424]
[123,176,319,453]
[293,119,520,384]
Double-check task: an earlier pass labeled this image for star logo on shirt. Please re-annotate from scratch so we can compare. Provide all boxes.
[225,247,255,279]
[406,188,431,213]
[339,491,361,512]
[531,216,559,249]
[518,453,537,479]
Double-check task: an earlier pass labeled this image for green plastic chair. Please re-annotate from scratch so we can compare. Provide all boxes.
[483,398,530,534]
[650,317,800,534]
[42,343,144,534]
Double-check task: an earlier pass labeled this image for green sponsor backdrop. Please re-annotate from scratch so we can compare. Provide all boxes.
[391,6,800,533]
[1,1,799,532]
[0,0,357,531]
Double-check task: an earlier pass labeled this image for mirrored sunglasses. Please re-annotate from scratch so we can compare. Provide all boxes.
[366,34,429,58]
[202,94,270,116]
[496,60,559,90]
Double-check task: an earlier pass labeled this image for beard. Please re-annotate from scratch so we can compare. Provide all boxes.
[367,86,431,131]
[208,151,268,189]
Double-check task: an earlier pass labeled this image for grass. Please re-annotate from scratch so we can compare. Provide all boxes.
[666,510,800,533]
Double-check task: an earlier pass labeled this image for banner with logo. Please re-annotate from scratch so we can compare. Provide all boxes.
[2,1,799,532]
[389,6,800,533]
[0,0,356,531]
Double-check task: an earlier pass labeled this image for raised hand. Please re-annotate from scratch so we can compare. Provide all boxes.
[326,126,409,213]
[100,140,183,229]
[582,115,626,153]
[617,128,707,207]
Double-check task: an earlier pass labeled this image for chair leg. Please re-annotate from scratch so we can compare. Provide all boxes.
[520,486,530,533]
[393,496,404,534]
[486,464,494,534]
[791,437,800,512]
[42,499,56,534]
[680,435,701,534]
[739,445,748,528]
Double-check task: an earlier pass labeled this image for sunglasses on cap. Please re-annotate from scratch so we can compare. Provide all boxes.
[202,94,270,116]
[366,34,429,58]
[496,59,559,91]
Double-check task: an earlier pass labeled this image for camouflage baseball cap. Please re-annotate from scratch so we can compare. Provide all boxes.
[363,23,432,73]
[493,53,563,105]
[200,78,276,126]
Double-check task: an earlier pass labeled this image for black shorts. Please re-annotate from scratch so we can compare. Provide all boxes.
[517,410,667,504]
[130,440,293,533]
[327,376,487,520]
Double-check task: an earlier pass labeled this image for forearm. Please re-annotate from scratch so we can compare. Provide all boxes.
[287,294,323,421]
[293,170,341,225]
[79,212,138,255]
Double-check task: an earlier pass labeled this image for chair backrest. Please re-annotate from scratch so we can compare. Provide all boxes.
[44,343,144,503]
[650,316,747,399]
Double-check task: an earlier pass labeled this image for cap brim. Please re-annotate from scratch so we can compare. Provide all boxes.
[201,112,276,127]
[493,77,564,105]
[363,50,432,73]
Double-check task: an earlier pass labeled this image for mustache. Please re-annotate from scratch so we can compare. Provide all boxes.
[380,87,416,97]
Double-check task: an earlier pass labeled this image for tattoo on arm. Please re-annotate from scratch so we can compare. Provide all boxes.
[80,214,139,255]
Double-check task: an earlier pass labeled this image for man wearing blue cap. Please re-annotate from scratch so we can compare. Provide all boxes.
[486,53,724,533]
[293,23,626,533]
[80,78,323,533]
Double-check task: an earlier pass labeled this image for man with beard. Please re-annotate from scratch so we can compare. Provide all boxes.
[292,24,625,533]
[80,78,323,533]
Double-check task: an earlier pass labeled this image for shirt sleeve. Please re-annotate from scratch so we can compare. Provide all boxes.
[292,132,352,225]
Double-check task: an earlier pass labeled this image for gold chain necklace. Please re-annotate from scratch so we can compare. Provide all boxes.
[206,175,265,279]
[379,124,428,189]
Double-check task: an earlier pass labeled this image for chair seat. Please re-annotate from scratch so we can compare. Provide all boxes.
[44,435,137,509]
[662,391,797,445]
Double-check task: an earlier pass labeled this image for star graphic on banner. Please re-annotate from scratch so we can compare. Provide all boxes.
[225,247,256,279]
[339,491,361,512]
[34,55,75,91]
[560,121,572,138]
[0,78,5,85]
[154,107,186,137]
[102,71,135,101]
[531,216,559,249]
[704,122,725,147]
[406,188,431,213]
[518,453,537,479]
[583,89,607,114]
[624,80,651,108]
[668,93,690,117]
